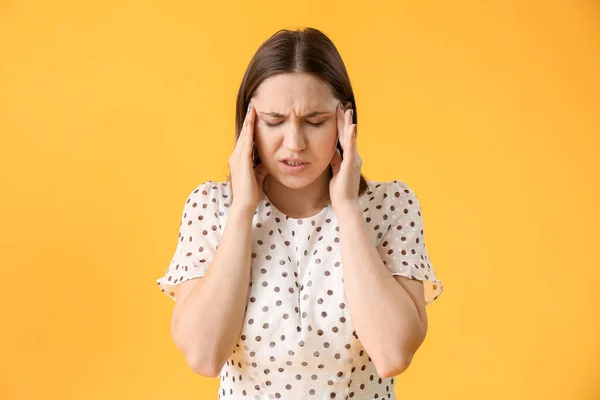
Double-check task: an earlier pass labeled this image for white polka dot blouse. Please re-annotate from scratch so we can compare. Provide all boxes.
[157,179,443,399]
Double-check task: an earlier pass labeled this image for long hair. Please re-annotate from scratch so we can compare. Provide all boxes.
[226,27,369,197]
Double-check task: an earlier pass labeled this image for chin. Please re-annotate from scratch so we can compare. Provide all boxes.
[273,174,312,187]
[269,164,329,188]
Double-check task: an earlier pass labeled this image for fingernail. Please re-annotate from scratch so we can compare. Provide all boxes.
[247,103,251,114]
[350,109,354,118]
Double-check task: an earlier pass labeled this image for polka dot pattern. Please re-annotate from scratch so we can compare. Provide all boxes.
[156,179,443,399]
[157,182,223,299]
[376,180,443,306]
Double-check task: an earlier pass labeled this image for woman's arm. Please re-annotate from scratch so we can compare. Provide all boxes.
[171,206,255,377]
[336,202,428,378]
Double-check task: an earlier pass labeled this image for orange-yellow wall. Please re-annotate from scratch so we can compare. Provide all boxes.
[1,1,598,399]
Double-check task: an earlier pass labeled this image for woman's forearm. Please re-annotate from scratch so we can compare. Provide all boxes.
[172,206,255,376]
[336,202,425,377]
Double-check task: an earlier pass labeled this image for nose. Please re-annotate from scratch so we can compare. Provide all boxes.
[282,122,307,151]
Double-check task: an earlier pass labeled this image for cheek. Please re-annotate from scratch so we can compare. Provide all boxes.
[254,132,274,157]
[253,125,268,145]
[321,127,339,147]
[254,124,276,143]
[312,133,338,158]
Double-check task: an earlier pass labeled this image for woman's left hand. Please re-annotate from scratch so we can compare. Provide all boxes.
[329,102,362,212]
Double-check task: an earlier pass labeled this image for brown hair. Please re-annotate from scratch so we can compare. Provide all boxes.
[225,27,369,198]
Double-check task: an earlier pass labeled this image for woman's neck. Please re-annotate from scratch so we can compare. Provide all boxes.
[263,169,332,218]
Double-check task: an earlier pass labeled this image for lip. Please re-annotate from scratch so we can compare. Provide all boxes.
[279,160,309,173]
[280,158,307,163]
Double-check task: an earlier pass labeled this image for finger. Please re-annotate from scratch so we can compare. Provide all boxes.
[336,102,345,149]
[344,108,354,150]
[241,103,256,153]
[236,107,249,152]
[349,124,357,157]
[330,148,342,176]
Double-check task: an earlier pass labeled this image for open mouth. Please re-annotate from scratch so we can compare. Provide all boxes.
[280,161,309,173]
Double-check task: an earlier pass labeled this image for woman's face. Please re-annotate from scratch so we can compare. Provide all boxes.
[251,72,341,189]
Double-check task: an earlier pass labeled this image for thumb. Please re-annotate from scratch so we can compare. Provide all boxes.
[330,148,342,177]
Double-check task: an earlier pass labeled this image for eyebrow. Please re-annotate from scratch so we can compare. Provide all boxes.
[258,111,330,118]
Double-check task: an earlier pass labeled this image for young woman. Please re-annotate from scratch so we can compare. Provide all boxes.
[157,27,443,400]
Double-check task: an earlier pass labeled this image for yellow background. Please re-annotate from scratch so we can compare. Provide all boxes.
[1,1,598,399]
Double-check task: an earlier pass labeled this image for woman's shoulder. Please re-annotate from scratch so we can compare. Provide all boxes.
[362,179,420,217]
[191,179,231,191]
[363,179,415,199]
[182,180,232,209]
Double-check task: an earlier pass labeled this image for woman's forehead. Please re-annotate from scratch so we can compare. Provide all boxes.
[252,94,337,116]
[253,73,337,106]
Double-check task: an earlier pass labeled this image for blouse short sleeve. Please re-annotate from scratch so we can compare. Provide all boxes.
[156,180,222,301]
[377,181,443,306]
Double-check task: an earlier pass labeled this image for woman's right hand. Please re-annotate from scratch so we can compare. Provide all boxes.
[229,102,269,212]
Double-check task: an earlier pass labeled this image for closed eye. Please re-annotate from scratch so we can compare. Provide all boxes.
[265,121,325,128]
